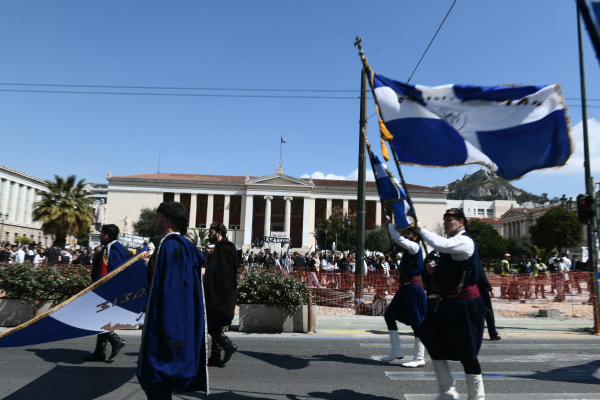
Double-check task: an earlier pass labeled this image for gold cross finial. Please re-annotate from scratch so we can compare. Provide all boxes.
[354,37,368,67]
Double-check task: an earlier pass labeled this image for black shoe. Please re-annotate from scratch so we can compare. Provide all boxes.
[208,343,223,367]
[106,332,126,360]
[83,335,107,361]
[222,343,237,365]
[215,330,237,366]
[490,335,501,341]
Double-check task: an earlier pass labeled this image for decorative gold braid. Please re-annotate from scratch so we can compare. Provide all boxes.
[0,251,149,340]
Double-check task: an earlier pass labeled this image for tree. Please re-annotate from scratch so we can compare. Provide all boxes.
[133,207,159,246]
[33,175,93,248]
[529,206,583,252]
[466,219,506,268]
[314,214,356,252]
[506,236,533,259]
[364,224,391,254]
[185,228,209,247]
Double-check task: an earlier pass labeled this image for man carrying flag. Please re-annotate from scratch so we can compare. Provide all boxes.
[83,224,128,362]
[137,201,208,399]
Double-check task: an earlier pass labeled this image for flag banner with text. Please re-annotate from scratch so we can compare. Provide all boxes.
[369,149,415,229]
[0,248,149,348]
[372,71,571,180]
[579,0,600,66]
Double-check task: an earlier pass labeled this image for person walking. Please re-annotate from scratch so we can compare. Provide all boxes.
[204,222,238,367]
[137,201,208,399]
[83,224,128,362]
[416,208,486,400]
[380,217,427,368]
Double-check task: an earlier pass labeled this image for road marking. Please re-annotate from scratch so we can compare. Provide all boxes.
[385,371,600,381]
[403,395,600,400]
[374,353,600,363]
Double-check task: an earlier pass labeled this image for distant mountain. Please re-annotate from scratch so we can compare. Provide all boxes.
[437,168,546,204]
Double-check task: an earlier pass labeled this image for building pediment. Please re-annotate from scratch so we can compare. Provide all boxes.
[245,173,314,188]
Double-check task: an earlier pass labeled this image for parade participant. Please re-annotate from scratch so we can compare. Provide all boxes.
[381,216,427,368]
[416,208,485,400]
[137,201,208,399]
[533,257,549,299]
[83,224,128,362]
[204,221,238,367]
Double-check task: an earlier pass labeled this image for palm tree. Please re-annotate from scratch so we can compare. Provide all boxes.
[185,228,209,247]
[33,175,94,247]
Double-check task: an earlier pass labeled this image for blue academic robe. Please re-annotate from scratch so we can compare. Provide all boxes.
[137,233,208,395]
[90,241,127,283]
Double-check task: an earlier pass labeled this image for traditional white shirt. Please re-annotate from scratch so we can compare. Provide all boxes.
[419,228,474,261]
[387,224,420,255]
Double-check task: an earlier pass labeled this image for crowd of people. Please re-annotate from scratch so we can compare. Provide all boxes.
[0,242,95,266]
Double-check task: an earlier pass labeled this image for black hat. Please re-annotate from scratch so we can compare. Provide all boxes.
[444,208,467,225]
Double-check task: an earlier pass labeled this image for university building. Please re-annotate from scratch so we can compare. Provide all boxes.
[107,168,448,251]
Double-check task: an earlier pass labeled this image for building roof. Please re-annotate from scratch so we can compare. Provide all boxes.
[110,172,443,191]
[467,217,503,224]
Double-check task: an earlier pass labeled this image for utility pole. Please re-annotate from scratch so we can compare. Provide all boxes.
[577,3,600,335]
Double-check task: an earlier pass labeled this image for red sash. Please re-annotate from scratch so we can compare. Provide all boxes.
[440,284,480,302]
[401,275,422,288]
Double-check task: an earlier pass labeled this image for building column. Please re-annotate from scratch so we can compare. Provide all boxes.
[26,187,35,225]
[189,194,197,229]
[0,180,10,217]
[264,195,273,237]
[302,197,311,248]
[206,194,214,226]
[375,201,382,225]
[343,200,349,218]
[223,195,231,229]
[243,195,253,245]
[8,182,18,222]
[283,196,293,233]
[174,193,180,202]
[326,199,332,218]
[17,185,26,224]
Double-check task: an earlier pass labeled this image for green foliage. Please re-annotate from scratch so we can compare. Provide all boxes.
[364,224,391,254]
[529,206,583,252]
[466,219,506,267]
[0,263,91,304]
[237,266,311,312]
[16,236,32,245]
[185,228,209,247]
[133,207,160,246]
[314,214,356,252]
[506,236,533,258]
[33,174,94,247]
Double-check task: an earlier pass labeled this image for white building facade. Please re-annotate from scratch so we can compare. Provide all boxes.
[0,164,51,246]
[107,170,448,251]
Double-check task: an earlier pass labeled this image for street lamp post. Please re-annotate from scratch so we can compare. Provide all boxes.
[324,228,328,259]
[560,195,573,255]
[346,218,351,253]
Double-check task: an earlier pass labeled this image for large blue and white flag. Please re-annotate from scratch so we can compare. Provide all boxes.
[0,249,149,348]
[369,149,415,229]
[579,0,600,66]
[372,72,571,180]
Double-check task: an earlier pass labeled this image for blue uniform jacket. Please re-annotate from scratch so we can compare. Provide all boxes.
[137,233,208,394]
[90,241,127,283]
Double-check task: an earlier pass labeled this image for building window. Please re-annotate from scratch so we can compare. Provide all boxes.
[487,209,493,217]
[198,224,206,229]
[477,209,484,216]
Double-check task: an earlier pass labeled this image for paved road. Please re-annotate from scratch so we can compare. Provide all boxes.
[1,317,599,399]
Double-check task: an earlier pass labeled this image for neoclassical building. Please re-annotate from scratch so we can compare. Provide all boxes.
[107,169,448,251]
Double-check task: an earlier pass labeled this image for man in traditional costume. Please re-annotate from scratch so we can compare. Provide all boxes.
[83,224,128,362]
[204,221,238,367]
[416,208,485,400]
[379,217,427,368]
[137,202,208,400]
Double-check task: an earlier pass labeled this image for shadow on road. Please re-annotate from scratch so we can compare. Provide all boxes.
[3,365,136,400]
[307,389,397,399]
[513,359,600,384]
[25,348,97,365]
[238,350,310,370]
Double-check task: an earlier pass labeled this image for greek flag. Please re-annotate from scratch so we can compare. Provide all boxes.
[0,248,149,348]
[369,149,415,229]
[281,136,287,144]
[579,0,600,66]
[372,72,571,180]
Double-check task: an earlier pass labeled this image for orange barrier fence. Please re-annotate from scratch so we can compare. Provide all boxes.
[241,266,596,318]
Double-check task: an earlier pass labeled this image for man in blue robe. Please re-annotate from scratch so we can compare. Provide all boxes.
[137,201,208,400]
[83,224,128,362]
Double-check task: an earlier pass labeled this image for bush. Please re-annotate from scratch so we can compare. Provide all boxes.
[0,263,91,304]
[237,266,311,312]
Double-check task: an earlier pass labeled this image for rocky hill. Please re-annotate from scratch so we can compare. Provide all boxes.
[438,168,546,203]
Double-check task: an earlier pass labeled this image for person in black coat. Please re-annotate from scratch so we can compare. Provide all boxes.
[204,222,238,367]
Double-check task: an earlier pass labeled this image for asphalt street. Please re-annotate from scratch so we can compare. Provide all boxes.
[1,317,600,399]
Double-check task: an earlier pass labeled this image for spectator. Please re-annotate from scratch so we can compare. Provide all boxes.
[27,243,39,263]
[33,248,46,266]
[78,248,92,265]
[15,246,26,263]
[0,244,12,263]
[46,245,62,265]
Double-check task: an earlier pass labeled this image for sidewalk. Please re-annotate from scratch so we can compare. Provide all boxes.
[2,315,598,340]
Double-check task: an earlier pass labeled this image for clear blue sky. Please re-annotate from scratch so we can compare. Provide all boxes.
[1,0,599,201]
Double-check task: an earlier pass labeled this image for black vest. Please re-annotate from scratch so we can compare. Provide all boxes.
[436,231,483,292]
[399,247,423,277]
